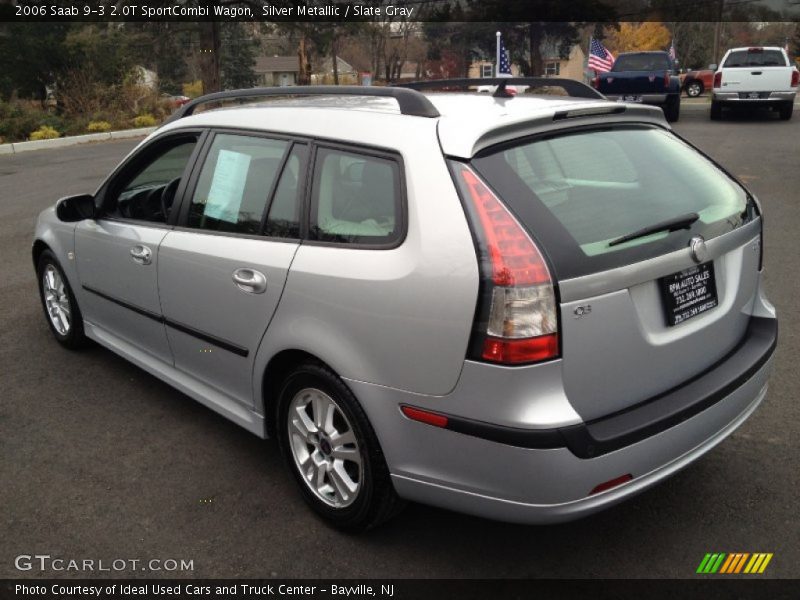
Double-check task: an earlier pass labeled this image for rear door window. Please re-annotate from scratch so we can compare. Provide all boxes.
[471,125,755,280]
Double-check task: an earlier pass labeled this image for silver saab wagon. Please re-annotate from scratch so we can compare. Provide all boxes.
[33,80,777,530]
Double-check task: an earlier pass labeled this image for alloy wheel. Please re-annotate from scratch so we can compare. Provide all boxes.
[42,264,71,336]
[287,387,362,508]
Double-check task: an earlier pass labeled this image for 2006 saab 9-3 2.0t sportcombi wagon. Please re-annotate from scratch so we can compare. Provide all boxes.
[33,79,777,530]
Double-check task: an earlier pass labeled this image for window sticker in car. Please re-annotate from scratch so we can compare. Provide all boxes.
[204,149,252,223]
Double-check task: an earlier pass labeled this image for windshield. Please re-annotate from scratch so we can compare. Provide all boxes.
[471,125,755,280]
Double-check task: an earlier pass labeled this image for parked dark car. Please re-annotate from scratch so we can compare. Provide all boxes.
[594,51,682,121]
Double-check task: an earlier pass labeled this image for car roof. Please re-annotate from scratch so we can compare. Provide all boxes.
[155,92,667,159]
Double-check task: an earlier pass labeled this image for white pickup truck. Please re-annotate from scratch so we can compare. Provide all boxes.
[711,46,799,120]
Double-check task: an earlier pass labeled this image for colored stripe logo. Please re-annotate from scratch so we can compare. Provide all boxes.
[696,553,773,574]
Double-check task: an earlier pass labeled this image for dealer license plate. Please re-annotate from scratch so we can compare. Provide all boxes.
[658,262,718,326]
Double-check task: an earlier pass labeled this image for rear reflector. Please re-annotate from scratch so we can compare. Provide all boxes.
[400,405,448,428]
[590,474,633,495]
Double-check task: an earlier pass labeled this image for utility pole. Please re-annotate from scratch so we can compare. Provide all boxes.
[711,0,725,66]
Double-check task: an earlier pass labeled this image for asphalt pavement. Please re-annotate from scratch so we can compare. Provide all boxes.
[1,103,798,579]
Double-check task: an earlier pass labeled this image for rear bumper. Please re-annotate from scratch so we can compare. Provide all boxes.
[713,91,796,103]
[349,317,776,524]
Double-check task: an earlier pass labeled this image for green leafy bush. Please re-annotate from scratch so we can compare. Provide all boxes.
[87,120,112,132]
[133,113,157,128]
[29,125,60,141]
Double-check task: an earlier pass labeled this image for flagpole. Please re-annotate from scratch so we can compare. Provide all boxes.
[496,31,501,77]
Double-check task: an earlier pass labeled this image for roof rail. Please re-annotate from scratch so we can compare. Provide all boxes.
[163,85,441,123]
[394,78,604,100]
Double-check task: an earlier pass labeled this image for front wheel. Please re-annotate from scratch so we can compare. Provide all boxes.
[37,249,87,349]
[276,362,404,531]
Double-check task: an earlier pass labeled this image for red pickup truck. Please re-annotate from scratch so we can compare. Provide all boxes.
[682,69,715,97]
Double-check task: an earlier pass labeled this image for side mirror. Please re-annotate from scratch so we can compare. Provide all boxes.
[708,64,718,71]
[56,194,95,222]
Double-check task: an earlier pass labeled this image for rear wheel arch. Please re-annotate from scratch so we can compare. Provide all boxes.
[32,239,51,270]
[262,349,338,438]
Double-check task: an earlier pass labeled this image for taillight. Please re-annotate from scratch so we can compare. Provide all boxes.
[453,164,559,366]
[791,69,799,88]
[713,71,722,88]
[664,71,670,88]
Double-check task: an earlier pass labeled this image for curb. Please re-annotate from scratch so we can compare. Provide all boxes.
[0,127,157,155]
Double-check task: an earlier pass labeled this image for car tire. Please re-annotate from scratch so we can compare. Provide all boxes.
[778,102,793,121]
[710,100,722,120]
[664,97,680,122]
[685,81,703,97]
[37,249,88,349]
[276,361,405,531]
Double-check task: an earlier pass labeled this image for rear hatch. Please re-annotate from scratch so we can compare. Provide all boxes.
[471,124,761,421]
[720,48,792,92]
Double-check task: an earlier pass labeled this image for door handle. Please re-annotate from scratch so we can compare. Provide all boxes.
[751,71,762,75]
[232,268,267,294]
[130,245,152,265]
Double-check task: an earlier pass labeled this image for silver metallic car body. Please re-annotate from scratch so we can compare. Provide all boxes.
[33,93,776,523]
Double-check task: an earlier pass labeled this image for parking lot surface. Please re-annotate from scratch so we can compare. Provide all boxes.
[2,102,798,578]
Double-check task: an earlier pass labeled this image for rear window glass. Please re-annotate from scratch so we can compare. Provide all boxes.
[612,54,671,71]
[723,50,787,68]
[471,126,754,279]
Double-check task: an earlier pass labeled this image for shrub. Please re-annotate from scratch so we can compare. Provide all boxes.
[133,113,157,128]
[29,125,60,141]
[183,80,203,98]
[87,120,112,132]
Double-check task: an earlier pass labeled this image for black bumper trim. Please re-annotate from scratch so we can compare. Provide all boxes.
[408,317,777,458]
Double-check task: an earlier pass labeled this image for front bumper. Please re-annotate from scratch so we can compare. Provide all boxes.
[348,317,776,524]
[713,91,796,103]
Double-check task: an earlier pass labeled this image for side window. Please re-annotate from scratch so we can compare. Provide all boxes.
[104,137,198,223]
[188,133,289,235]
[310,147,402,245]
[264,144,307,239]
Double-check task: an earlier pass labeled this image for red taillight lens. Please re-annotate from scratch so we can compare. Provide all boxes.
[459,169,550,286]
[713,72,722,88]
[664,71,670,88]
[482,334,559,364]
[791,70,799,88]
[454,164,559,365]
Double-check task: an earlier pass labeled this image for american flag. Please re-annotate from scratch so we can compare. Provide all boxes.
[498,37,512,77]
[669,39,677,62]
[588,38,615,72]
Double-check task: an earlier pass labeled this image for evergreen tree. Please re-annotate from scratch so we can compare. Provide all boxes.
[220,23,259,90]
